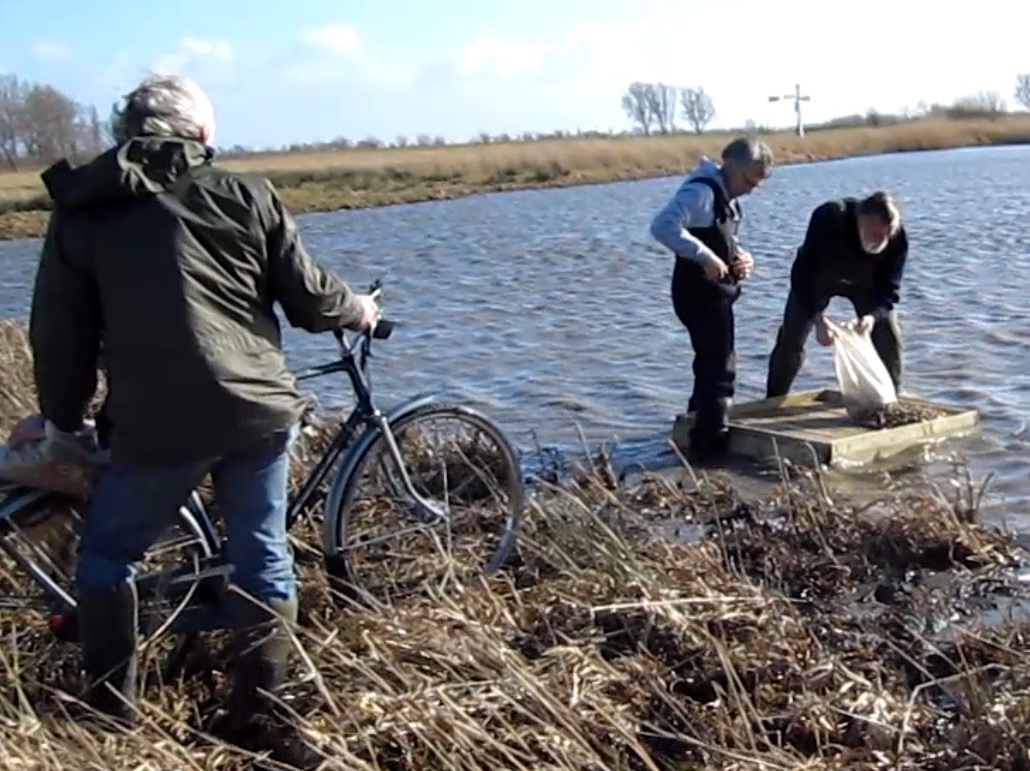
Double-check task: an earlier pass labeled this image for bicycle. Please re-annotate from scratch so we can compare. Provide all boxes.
[0,279,526,676]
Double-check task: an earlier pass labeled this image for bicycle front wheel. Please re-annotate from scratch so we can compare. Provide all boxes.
[324,402,525,607]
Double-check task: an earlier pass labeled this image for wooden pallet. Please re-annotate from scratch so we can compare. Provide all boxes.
[671,389,981,467]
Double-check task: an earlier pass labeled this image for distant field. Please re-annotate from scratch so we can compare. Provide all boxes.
[2,114,1029,241]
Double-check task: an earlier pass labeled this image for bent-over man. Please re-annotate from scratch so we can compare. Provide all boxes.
[650,136,773,463]
[28,74,379,767]
[765,191,908,398]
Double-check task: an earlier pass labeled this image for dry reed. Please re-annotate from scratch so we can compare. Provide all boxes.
[2,115,1030,242]
[0,319,1028,770]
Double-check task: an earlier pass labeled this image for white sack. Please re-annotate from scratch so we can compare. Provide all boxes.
[829,320,898,413]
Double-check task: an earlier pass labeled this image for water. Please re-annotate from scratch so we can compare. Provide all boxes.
[2,145,1028,522]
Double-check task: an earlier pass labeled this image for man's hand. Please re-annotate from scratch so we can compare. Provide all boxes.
[815,317,836,347]
[856,314,877,335]
[731,249,754,280]
[701,253,729,282]
[347,292,382,331]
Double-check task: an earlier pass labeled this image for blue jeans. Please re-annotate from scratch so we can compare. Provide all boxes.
[75,426,298,602]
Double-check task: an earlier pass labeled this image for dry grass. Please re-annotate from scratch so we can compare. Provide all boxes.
[3,115,1030,241]
[0,319,1028,769]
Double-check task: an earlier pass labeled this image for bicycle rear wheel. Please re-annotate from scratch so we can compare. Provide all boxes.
[324,402,524,607]
[0,484,219,624]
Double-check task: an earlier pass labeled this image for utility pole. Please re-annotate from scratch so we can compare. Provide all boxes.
[768,83,811,136]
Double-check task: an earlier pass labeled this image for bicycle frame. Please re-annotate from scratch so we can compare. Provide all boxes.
[202,322,451,544]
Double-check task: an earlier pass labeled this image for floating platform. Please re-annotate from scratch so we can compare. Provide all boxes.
[671,389,981,468]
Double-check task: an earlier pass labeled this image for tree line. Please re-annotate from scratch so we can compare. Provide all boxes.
[0,74,111,170]
[621,82,716,135]
[621,75,1030,136]
[2,70,1030,169]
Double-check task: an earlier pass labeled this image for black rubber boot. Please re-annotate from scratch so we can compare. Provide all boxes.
[77,582,139,726]
[688,398,732,467]
[218,595,321,769]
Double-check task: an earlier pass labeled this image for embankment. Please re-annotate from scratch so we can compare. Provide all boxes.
[2,114,1029,242]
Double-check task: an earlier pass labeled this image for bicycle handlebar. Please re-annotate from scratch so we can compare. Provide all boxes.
[331,279,396,362]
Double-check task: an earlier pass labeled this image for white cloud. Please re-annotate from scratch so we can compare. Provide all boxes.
[153,37,233,76]
[457,35,545,79]
[301,25,361,58]
[283,25,414,88]
[180,38,233,61]
[30,41,70,61]
[278,25,362,84]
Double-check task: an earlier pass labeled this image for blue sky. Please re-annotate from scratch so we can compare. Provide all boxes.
[2,0,1028,150]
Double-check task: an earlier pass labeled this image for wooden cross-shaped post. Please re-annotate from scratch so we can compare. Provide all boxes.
[768,83,812,136]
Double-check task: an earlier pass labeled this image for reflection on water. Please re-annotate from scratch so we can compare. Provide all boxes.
[0,145,1027,525]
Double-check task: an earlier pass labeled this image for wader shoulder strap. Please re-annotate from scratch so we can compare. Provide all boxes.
[689,176,739,224]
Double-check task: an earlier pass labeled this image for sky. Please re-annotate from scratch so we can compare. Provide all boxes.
[2,0,1029,150]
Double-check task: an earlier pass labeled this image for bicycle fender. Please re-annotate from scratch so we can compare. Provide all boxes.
[321,390,444,556]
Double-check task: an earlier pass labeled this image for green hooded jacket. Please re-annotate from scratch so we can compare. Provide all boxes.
[28,136,364,465]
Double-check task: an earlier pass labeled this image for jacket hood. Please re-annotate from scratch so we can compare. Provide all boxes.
[684,156,729,195]
[40,136,214,210]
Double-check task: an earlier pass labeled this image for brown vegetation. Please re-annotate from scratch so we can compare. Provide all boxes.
[0,317,1028,769]
[2,113,1030,242]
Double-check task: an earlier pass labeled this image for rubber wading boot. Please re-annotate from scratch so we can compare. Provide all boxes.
[77,582,139,726]
[219,594,322,769]
[688,398,732,467]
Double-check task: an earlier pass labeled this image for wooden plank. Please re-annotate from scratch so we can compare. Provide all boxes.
[738,406,859,439]
[725,389,834,418]
[670,389,981,468]
[731,425,834,466]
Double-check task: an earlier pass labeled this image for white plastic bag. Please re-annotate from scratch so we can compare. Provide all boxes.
[829,320,898,413]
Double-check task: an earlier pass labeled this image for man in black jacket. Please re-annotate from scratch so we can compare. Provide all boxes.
[28,74,379,766]
[765,191,907,398]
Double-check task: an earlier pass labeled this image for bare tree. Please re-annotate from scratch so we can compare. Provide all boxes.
[1015,74,1030,111]
[21,84,83,163]
[952,90,1007,116]
[0,73,111,169]
[680,86,716,133]
[0,74,26,169]
[644,83,678,134]
[621,82,654,135]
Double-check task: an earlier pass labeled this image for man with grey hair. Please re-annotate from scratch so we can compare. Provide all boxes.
[765,190,908,398]
[28,73,378,765]
[650,136,773,464]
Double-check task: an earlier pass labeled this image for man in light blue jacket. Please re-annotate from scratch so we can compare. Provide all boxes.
[650,137,773,463]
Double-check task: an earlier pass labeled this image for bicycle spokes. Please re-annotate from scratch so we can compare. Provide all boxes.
[342,411,519,602]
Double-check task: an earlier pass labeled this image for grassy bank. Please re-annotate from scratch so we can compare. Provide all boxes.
[2,114,1030,242]
[0,317,1030,769]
